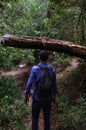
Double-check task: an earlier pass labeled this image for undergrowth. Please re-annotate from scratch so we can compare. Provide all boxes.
[56,60,86,130]
[56,93,86,130]
[0,76,29,130]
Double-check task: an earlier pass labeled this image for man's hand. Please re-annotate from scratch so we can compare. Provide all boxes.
[24,94,29,105]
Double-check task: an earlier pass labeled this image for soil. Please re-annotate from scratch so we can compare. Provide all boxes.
[1,58,78,130]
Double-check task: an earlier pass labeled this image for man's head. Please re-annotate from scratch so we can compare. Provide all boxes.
[39,50,48,61]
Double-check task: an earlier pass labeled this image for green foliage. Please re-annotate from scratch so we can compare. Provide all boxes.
[0,0,86,42]
[0,45,35,68]
[12,121,28,130]
[0,0,20,9]
[46,0,86,44]
[0,76,19,99]
[56,93,69,112]
[54,53,72,63]
[0,100,29,130]
[56,60,86,129]
[57,95,86,130]
[0,76,29,129]
[0,0,49,36]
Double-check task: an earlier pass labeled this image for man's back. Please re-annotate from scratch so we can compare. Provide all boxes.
[25,62,57,101]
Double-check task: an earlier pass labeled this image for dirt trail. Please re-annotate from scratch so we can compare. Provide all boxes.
[57,58,78,79]
[1,58,78,130]
[1,58,78,78]
[1,66,30,77]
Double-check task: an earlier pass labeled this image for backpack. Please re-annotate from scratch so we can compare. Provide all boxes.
[37,64,54,97]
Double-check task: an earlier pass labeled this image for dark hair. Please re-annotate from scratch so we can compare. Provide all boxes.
[39,50,48,61]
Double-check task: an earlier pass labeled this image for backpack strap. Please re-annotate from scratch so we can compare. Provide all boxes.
[38,63,46,70]
[38,63,53,70]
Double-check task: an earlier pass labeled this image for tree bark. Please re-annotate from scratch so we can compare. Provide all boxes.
[1,34,86,59]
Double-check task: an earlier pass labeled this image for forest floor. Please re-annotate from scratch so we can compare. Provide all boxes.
[2,58,79,130]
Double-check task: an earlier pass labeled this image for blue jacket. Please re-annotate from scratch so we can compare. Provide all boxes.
[24,62,57,101]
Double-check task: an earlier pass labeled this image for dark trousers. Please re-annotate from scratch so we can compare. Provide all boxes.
[32,98,51,130]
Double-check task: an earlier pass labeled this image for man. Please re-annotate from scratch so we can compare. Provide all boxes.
[24,50,57,130]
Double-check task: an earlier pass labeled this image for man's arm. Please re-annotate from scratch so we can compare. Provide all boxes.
[24,67,35,104]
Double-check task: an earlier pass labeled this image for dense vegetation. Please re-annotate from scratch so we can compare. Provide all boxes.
[0,0,86,129]
[0,76,29,130]
[57,61,86,130]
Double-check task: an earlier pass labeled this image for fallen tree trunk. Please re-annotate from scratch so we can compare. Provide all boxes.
[1,34,86,59]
